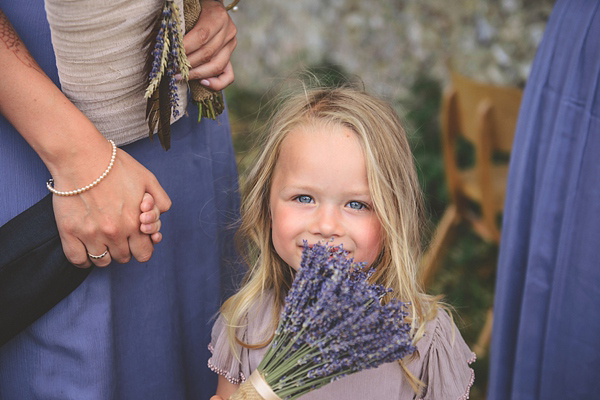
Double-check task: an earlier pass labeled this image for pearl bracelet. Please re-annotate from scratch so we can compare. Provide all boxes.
[46,140,117,196]
[225,0,240,11]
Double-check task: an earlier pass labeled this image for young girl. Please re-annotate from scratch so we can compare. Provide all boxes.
[205,84,475,399]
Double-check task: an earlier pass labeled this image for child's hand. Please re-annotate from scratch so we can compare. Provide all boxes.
[140,192,163,244]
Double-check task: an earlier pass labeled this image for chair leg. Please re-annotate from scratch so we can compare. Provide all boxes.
[473,307,494,358]
[468,214,498,243]
[419,204,460,288]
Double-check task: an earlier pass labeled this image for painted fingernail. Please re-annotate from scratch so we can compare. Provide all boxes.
[200,79,210,87]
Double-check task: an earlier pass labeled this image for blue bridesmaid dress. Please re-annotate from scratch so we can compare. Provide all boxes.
[488,0,600,399]
[0,1,240,399]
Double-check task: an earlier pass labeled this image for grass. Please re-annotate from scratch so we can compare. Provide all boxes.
[224,69,497,400]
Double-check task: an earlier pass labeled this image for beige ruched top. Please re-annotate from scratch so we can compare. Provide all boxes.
[44,0,188,146]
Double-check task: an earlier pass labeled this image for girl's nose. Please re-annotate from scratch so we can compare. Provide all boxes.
[309,205,344,238]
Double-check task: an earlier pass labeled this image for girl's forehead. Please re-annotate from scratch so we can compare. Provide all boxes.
[274,123,366,182]
[282,123,358,151]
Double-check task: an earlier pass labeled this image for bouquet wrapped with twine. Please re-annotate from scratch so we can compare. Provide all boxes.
[230,243,416,400]
[144,0,238,150]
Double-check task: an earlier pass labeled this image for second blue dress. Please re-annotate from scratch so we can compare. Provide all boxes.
[488,0,600,398]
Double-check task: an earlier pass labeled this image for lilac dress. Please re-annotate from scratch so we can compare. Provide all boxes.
[0,1,240,399]
[208,293,475,400]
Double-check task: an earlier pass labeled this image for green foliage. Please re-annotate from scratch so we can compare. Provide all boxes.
[401,76,448,224]
[224,85,268,180]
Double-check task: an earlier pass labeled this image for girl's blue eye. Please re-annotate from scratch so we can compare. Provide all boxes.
[347,201,367,210]
[295,195,313,204]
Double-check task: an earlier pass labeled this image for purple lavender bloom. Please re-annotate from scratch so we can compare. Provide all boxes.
[145,0,186,115]
[257,243,416,400]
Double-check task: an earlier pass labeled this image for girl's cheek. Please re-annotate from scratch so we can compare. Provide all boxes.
[364,225,384,264]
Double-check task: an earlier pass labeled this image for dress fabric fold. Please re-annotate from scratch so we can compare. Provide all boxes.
[488,1,600,398]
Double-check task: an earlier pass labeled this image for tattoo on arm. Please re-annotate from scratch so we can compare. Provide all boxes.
[0,10,44,74]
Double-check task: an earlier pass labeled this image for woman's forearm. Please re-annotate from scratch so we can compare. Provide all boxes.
[0,9,171,268]
[0,9,109,185]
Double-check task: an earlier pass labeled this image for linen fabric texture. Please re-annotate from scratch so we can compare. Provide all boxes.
[44,0,187,146]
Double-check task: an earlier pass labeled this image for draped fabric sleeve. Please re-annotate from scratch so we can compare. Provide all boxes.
[207,314,247,385]
[207,294,275,385]
[413,309,476,400]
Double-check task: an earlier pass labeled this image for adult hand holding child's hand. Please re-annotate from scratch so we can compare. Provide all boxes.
[52,145,171,268]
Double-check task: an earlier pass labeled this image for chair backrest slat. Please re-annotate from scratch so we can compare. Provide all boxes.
[451,71,522,152]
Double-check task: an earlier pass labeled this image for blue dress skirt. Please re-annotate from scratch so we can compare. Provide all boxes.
[488,1,600,399]
[0,2,240,399]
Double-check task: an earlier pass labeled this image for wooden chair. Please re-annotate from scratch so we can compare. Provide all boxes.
[419,71,523,356]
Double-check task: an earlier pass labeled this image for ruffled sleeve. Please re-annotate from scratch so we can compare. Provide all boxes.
[207,294,275,384]
[207,313,247,384]
[412,309,476,400]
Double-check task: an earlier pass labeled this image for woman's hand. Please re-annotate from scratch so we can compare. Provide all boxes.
[184,0,237,90]
[1,9,171,269]
[52,147,171,268]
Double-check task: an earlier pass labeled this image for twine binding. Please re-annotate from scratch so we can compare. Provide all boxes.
[230,370,281,400]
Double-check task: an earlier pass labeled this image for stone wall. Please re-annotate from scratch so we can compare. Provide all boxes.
[229,0,555,99]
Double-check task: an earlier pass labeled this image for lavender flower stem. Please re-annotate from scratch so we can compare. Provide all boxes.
[260,332,290,373]
[263,328,307,381]
[267,343,316,384]
[272,361,327,390]
[260,328,288,371]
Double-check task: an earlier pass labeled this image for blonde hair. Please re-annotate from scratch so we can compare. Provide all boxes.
[221,82,441,391]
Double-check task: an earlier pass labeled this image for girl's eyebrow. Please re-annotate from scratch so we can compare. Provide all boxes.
[279,184,317,193]
[281,184,371,198]
[340,190,372,198]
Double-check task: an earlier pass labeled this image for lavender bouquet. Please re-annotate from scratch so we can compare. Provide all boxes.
[231,243,416,400]
[145,0,240,150]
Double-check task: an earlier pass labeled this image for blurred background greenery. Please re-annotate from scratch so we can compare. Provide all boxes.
[225,67,497,399]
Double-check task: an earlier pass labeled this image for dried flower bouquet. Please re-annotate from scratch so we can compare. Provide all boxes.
[230,243,416,400]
